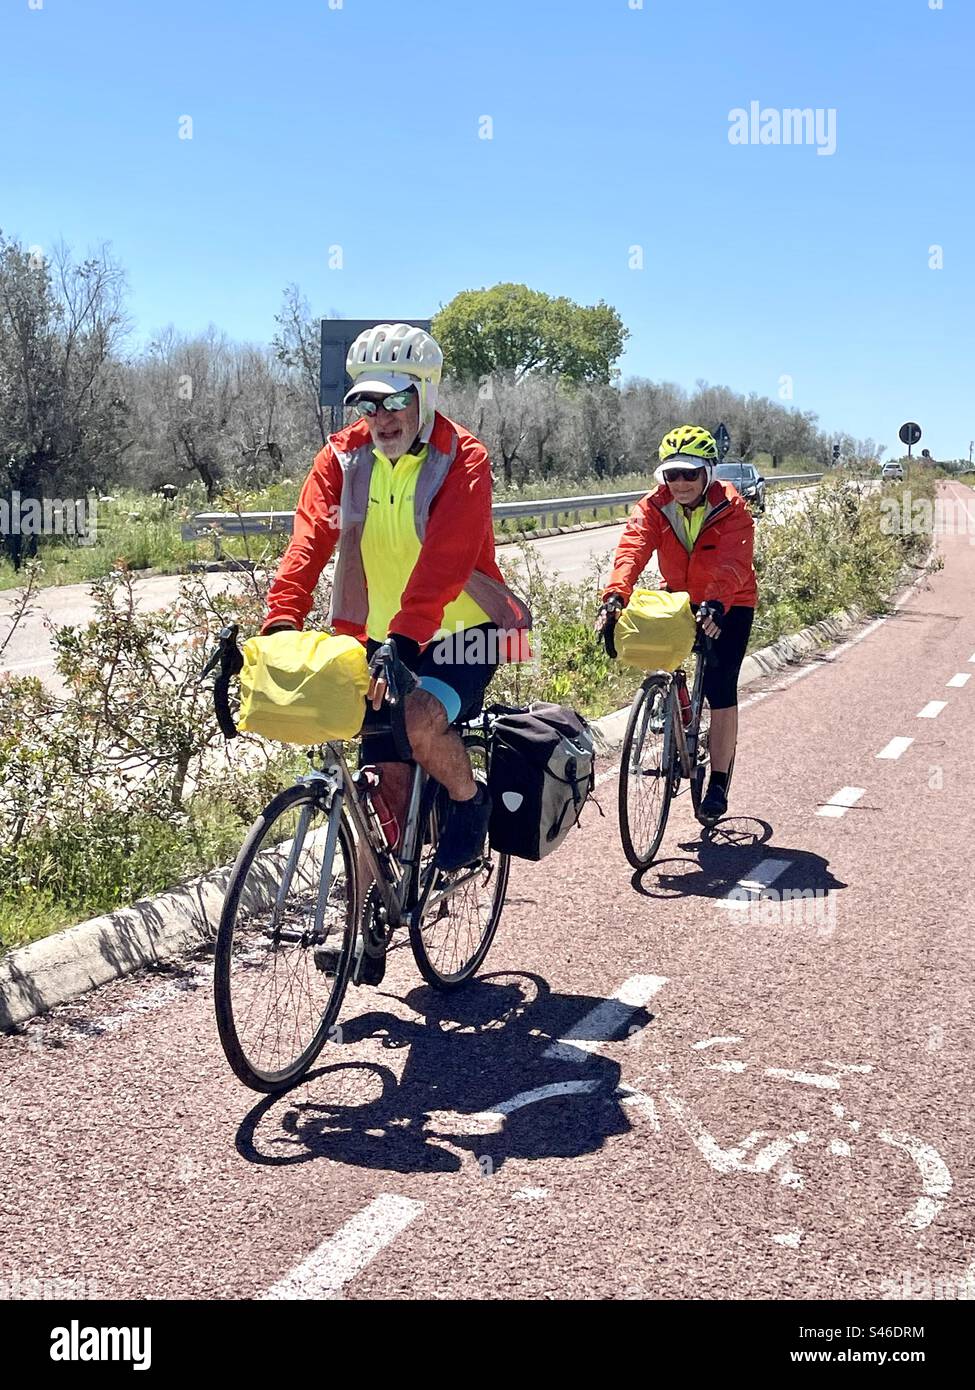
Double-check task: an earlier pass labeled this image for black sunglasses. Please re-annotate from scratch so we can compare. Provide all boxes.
[662,466,705,483]
[351,388,416,418]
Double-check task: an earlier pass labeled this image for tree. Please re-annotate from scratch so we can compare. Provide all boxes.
[0,232,130,566]
[271,284,329,446]
[433,283,628,385]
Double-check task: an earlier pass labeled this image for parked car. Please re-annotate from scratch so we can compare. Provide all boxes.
[881,462,905,482]
[715,460,766,513]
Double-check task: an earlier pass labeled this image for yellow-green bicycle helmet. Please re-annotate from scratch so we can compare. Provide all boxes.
[655,424,718,486]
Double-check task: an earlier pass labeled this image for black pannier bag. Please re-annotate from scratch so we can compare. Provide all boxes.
[486,702,596,861]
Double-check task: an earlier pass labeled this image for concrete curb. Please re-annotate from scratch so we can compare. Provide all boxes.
[0,552,934,1028]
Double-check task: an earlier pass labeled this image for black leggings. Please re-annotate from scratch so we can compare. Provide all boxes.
[698,605,754,710]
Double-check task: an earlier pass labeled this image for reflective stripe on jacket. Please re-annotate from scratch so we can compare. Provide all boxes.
[263,412,532,649]
[602,480,758,610]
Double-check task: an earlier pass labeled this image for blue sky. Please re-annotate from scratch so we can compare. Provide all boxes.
[2,0,970,460]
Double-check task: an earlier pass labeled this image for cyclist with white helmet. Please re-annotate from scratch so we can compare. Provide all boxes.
[595,425,757,823]
[264,324,532,924]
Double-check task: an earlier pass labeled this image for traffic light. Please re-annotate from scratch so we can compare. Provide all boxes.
[832,443,840,464]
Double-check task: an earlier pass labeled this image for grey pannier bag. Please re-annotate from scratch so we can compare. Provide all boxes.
[486,702,596,861]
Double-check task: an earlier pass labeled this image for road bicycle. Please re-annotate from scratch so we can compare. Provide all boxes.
[201,626,510,1093]
[612,624,733,870]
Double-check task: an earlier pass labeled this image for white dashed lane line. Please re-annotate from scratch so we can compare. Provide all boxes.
[544,974,668,1060]
[715,858,792,908]
[260,1194,424,1300]
[876,737,913,760]
[816,786,865,819]
[947,673,971,688]
[917,701,947,719]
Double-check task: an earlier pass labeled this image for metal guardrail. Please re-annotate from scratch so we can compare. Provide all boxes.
[181,473,823,550]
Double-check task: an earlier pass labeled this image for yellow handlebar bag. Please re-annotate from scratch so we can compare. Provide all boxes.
[238,630,370,744]
[614,589,696,671]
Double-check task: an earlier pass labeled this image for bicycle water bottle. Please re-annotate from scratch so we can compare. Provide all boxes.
[677,679,692,730]
[358,767,400,848]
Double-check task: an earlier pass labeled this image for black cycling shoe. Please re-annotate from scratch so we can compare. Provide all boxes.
[434,784,492,871]
[697,782,728,823]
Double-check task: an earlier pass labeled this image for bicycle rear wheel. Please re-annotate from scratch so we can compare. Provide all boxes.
[408,734,509,989]
[214,783,357,1092]
[618,675,674,870]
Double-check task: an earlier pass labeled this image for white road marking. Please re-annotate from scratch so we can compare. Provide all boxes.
[511,1188,548,1201]
[816,786,865,818]
[969,652,975,663]
[765,1068,841,1090]
[616,1085,660,1129]
[704,1060,747,1073]
[260,1194,424,1300]
[715,857,792,906]
[947,672,971,688]
[772,1230,804,1248]
[831,1140,852,1157]
[693,1035,744,1049]
[779,1170,804,1191]
[877,737,913,760]
[544,975,668,1060]
[878,1131,952,1230]
[917,701,947,719]
[429,1080,604,1137]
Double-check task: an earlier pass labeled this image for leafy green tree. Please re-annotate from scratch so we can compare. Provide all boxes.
[433,283,628,385]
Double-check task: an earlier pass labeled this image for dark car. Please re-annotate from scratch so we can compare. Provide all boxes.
[715,460,766,513]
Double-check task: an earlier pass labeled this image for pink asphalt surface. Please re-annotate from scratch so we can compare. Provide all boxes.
[2,483,973,1301]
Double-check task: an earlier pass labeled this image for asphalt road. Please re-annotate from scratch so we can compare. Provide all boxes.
[0,484,806,686]
[2,482,972,1302]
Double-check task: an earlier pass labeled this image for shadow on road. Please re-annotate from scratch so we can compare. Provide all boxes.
[234,972,654,1174]
[630,817,848,904]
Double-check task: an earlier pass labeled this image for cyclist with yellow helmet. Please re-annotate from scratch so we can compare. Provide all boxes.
[596,425,758,822]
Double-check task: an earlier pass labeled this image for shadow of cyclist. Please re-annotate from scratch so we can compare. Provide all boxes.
[629,818,847,907]
[234,972,655,1175]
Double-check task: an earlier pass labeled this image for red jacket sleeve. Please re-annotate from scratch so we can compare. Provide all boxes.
[389,437,493,646]
[704,498,755,611]
[602,496,662,604]
[262,446,342,633]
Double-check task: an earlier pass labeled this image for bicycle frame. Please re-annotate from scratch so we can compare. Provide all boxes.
[291,719,492,944]
[664,644,708,781]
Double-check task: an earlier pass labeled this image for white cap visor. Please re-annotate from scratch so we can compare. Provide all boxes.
[344,371,415,403]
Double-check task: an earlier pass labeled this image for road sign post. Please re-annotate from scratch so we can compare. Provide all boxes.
[898,421,922,459]
[714,422,731,459]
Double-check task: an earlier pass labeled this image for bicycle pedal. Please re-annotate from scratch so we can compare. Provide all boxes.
[313,944,343,976]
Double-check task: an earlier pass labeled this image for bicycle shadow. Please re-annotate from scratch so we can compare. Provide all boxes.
[234,972,653,1175]
[630,817,848,905]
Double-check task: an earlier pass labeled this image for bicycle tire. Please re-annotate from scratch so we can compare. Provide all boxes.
[408,733,509,989]
[618,675,674,870]
[214,783,358,1093]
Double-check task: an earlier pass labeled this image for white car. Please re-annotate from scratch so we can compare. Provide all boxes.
[881,462,905,482]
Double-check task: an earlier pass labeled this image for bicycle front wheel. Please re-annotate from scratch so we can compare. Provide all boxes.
[408,734,509,989]
[214,783,358,1092]
[618,675,674,870]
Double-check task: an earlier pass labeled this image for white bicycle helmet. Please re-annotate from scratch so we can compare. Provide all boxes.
[344,323,443,438]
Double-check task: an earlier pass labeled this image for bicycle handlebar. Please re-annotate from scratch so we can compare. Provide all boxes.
[370,644,417,761]
[199,624,243,739]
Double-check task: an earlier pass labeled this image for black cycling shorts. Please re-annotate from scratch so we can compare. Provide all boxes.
[697,604,754,710]
[360,623,501,765]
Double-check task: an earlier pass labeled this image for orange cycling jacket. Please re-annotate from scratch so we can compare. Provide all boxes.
[603,480,758,610]
[263,412,530,648]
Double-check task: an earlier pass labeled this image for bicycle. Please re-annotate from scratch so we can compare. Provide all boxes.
[201,625,511,1093]
[606,614,733,871]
